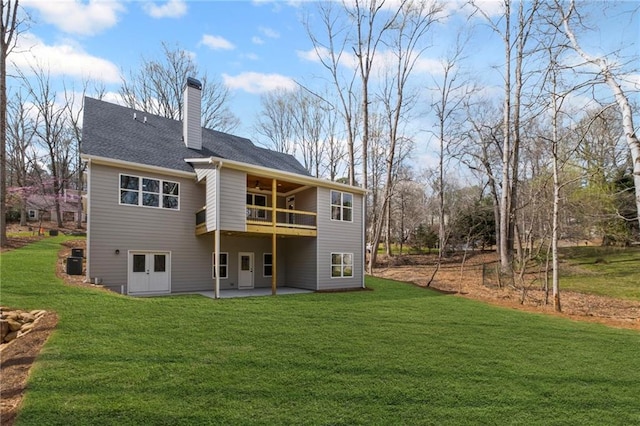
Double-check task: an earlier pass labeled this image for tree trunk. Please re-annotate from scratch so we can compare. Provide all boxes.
[499,0,512,272]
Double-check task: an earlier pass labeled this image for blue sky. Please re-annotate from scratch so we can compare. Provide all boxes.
[8,0,639,171]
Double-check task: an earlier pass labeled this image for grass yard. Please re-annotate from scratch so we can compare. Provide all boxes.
[2,237,640,425]
[559,246,640,301]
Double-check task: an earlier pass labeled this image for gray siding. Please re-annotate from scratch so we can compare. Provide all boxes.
[283,237,317,290]
[292,187,316,213]
[280,187,318,290]
[316,187,364,290]
[87,163,212,293]
[219,168,245,231]
[216,235,286,289]
[204,166,217,230]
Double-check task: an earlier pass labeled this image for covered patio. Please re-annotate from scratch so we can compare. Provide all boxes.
[196,287,313,299]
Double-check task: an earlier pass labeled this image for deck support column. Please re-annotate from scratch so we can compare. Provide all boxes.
[214,229,220,299]
[272,178,277,295]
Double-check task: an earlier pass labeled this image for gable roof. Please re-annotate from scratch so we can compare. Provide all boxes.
[81,97,310,176]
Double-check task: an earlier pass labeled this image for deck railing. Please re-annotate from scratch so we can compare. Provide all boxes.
[246,205,316,229]
[196,205,317,234]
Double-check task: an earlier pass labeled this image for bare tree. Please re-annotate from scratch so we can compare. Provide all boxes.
[322,97,347,181]
[430,32,475,267]
[120,42,239,133]
[304,1,360,185]
[391,177,425,254]
[350,0,406,191]
[6,89,36,225]
[559,0,640,232]
[64,81,90,229]
[367,0,442,273]
[2,0,26,245]
[19,66,71,228]
[254,89,296,155]
[452,98,503,253]
[292,89,329,177]
[470,0,542,272]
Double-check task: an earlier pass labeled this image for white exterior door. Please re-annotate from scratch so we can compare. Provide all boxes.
[238,252,254,289]
[128,252,170,294]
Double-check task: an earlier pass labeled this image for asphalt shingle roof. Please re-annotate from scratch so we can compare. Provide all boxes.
[81,97,311,176]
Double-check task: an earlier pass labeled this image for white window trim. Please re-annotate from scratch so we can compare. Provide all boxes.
[119,173,180,211]
[331,252,354,278]
[263,253,273,277]
[212,252,229,279]
[330,190,353,222]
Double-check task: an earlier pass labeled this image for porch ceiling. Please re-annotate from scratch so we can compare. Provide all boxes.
[246,174,304,194]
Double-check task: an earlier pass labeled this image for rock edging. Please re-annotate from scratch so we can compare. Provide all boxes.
[0,307,48,347]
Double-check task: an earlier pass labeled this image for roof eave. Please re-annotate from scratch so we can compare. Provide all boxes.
[82,154,197,179]
[185,156,367,194]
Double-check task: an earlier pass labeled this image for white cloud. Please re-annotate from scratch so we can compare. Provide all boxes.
[299,46,441,77]
[297,47,358,69]
[223,72,297,94]
[259,26,280,39]
[297,47,320,62]
[252,36,265,45]
[142,0,187,19]
[21,0,125,36]
[8,32,121,84]
[200,34,235,50]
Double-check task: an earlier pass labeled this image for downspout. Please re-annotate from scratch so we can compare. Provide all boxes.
[85,158,91,284]
[271,178,277,296]
[362,192,366,288]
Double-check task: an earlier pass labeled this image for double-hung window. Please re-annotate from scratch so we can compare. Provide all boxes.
[330,190,353,222]
[212,252,228,279]
[331,253,353,278]
[263,253,273,277]
[120,174,179,210]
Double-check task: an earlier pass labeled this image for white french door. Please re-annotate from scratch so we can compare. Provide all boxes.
[128,252,170,294]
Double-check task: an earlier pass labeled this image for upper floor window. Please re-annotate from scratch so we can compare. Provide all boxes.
[120,174,179,210]
[330,190,353,222]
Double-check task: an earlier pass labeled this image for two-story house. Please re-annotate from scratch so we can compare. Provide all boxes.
[80,78,365,297]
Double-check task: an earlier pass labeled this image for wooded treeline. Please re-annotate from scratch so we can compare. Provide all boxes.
[2,0,639,310]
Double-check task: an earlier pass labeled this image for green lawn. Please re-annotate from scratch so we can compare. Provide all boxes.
[2,237,639,425]
[559,246,640,301]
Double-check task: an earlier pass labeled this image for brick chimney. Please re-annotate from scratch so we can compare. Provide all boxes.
[183,77,202,150]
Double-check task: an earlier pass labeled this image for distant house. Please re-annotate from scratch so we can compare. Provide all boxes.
[80,78,365,296]
[8,188,84,224]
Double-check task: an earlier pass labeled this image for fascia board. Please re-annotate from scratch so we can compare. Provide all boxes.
[185,156,367,194]
[82,154,196,179]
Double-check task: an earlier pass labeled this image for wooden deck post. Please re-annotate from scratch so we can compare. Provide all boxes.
[214,229,220,299]
[272,178,277,295]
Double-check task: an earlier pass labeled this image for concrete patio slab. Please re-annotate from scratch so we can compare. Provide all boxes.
[196,287,313,299]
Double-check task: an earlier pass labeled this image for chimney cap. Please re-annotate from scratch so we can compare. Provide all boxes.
[186,77,202,90]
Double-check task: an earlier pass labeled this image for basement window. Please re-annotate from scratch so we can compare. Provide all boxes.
[331,253,353,278]
[212,252,228,279]
[263,253,273,277]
